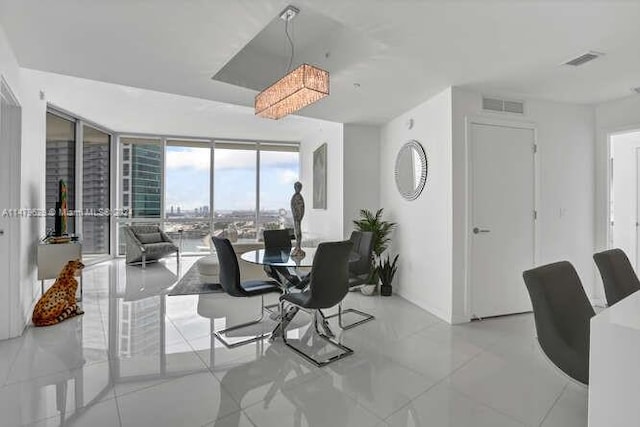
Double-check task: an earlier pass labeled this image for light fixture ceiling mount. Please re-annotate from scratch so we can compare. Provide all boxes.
[255,5,329,120]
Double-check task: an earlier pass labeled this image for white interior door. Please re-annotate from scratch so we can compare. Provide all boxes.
[0,102,10,340]
[0,80,21,339]
[470,123,535,318]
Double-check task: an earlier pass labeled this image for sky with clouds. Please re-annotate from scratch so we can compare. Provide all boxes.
[165,146,299,212]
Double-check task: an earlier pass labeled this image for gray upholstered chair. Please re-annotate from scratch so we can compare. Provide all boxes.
[211,236,281,348]
[262,229,300,286]
[593,248,640,307]
[279,240,354,367]
[123,224,179,268]
[326,231,375,329]
[522,261,595,385]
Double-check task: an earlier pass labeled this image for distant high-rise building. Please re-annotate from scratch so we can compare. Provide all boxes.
[82,139,110,253]
[121,143,162,218]
[45,140,76,234]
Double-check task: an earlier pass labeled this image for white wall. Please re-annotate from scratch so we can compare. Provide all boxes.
[299,124,344,242]
[610,132,640,268]
[380,88,453,323]
[452,87,596,319]
[343,124,380,238]
[18,71,46,333]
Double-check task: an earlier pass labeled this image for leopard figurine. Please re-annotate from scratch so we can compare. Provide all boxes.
[32,259,85,327]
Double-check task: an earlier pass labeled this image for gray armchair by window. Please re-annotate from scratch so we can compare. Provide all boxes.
[593,248,640,307]
[326,231,375,329]
[279,240,354,367]
[123,224,179,268]
[522,261,595,385]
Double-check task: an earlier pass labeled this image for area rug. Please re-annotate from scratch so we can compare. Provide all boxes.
[168,263,223,296]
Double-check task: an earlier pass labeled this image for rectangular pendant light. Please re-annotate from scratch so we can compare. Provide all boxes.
[255,64,329,120]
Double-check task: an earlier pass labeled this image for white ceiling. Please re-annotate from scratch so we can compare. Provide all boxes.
[2,0,640,124]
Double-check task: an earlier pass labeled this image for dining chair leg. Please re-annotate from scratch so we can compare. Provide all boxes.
[317,309,335,338]
[214,295,272,348]
[326,302,375,330]
[282,308,353,367]
[264,302,280,315]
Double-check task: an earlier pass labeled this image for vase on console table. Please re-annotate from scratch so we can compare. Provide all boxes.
[290,181,305,258]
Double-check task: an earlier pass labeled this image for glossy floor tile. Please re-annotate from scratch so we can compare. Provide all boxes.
[0,258,588,426]
[386,382,526,427]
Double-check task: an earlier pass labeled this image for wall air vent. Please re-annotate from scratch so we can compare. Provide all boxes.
[482,96,525,115]
[564,51,604,67]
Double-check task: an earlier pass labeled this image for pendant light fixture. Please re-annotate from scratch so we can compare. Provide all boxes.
[255,6,329,120]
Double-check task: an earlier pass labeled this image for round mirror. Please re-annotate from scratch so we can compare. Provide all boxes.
[395,140,427,201]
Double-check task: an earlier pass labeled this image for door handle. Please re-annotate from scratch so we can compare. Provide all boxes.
[473,227,490,234]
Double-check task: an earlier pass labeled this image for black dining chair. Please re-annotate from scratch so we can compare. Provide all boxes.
[326,231,375,329]
[211,236,282,348]
[593,248,640,307]
[262,229,304,287]
[279,240,354,367]
[522,261,595,385]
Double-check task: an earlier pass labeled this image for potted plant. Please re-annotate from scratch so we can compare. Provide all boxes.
[377,254,399,296]
[353,208,397,295]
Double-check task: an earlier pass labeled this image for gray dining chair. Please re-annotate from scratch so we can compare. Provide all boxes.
[279,240,354,367]
[326,231,375,329]
[522,261,595,385]
[262,229,304,287]
[593,248,640,307]
[211,236,281,348]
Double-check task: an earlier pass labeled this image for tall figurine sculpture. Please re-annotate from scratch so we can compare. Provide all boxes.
[291,181,305,258]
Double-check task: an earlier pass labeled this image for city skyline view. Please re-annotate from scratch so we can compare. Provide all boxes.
[165,146,299,213]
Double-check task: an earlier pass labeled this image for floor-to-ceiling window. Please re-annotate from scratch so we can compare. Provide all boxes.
[258,144,299,232]
[82,125,111,255]
[165,140,212,254]
[116,138,299,255]
[120,138,162,218]
[45,109,114,261]
[213,143,258,243]
[118,137,162,255]
[45,112,76,235]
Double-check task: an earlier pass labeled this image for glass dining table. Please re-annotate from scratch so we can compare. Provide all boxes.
[240,247,319,269]
[240,246,359,340]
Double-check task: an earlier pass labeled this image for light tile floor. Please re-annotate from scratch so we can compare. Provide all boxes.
[0,258,588,427]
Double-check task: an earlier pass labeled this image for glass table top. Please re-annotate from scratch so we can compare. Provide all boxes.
[240,247,360,268]
[240,247,318,267]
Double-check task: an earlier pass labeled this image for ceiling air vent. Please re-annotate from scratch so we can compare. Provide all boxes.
[564,51,604,67]
[482,96,525,115]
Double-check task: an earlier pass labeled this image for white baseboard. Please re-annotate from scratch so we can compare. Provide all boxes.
[396,288,453,324]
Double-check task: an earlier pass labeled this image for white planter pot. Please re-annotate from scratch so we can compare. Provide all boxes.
[360,283,377,296]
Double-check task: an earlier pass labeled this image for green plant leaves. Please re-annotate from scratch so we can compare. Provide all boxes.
[377,254,399,287]
[352,208,397,258]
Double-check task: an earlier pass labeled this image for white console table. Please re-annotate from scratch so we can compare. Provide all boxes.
[588,290,640,426]
[37,241,83,300]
